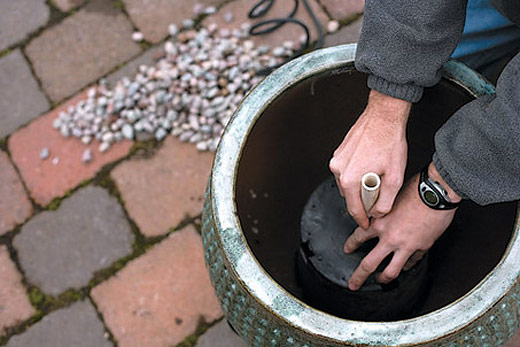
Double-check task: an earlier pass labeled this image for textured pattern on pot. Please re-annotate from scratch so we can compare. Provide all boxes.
[201,44,520,346]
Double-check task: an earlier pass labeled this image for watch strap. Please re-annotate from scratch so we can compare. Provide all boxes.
[419,165,460,210]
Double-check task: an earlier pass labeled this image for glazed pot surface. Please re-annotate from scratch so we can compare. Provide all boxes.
[203,44,519,346]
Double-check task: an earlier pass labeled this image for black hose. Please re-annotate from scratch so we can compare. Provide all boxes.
[248,0,324,75]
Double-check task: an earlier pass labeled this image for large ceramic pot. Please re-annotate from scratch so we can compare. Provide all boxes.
[201,44,519,346]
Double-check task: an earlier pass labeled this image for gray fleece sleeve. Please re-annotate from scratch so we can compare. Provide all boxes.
[433,53,520,205]
[355,0,467,102]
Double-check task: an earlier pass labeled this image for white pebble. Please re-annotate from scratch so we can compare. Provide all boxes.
[182,19,195,29]
[99,142,110,153]
[223,11,234,23]
[193,3,205,15]
[121,124,134,140]
[155,127,167,141]
[168,24,179,37]
[204,6,217,15]
[327,20,340,33]
[132,32,144,42]
[40,148,50,160]
[81,136,92,145]
[82,149,93,163]
[51,157,59,165]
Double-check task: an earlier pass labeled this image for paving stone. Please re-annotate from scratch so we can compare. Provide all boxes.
[106,45,164,88]
[0,49,50,139]
[13,186,134,296]
[91,226,222,347]
[6,300,112,347]
[111,136,213,237]
[323,16,363,47]
[25,0,141,103]
[52,0,85,12]
[504,329,520,347]
[8,91,133,207]
[0,0,49,51]
[0,151,33,236]
[0,245,35,333]
[320,0,364,21]
[123,0,224,43]
[196,320,248,347]
[203,0,330,47]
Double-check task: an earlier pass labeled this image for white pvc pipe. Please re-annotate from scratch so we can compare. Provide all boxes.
[361,172,381,216]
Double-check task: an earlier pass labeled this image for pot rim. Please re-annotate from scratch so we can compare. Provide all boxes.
[210,44,520,346]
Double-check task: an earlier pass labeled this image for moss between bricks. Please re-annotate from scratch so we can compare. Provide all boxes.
[0,137,8,152]
[112,0,126,11]
[44,178,92,211]
[177,317,218,347]
[0,286,87,345]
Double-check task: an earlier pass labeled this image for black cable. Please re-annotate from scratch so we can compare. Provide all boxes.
[248,0,324,75]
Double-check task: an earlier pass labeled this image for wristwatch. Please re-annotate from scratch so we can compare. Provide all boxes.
[418,165,460,210]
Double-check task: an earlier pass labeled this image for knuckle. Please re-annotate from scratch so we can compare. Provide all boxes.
[329,158,338,172]
[375,205,392,215]
[360,259,376,273]
[388,175,403,189]
[385,268,400,280]
[353,232,365,243]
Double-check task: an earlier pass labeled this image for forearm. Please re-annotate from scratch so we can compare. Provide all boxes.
[355,0,467,102]
[433,53,520,205]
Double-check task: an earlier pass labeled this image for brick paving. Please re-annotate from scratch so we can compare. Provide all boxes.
[320,0,365,21]
[123,0,225,44]
[0,49,50,139]
[8,91,133,207]
[52,0,85,12]
[0,246,35,333]
[25,0,141,103]
[111,136,213,237]
[323,16,363,47]
[0,152,33,237]
[2,0,519,346]
[0,0,49,52]
[6,301,111,347]
[13,186,134,296]
[196,320,248,347]
[91,226,222,347]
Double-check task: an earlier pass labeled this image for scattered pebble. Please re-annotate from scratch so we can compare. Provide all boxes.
[40,147,50,160]
[182,19,195,29]
[51,157,59,165]
[52,21,297,159]
[223,11,234,23]
[168,24,179,37]
[204,6,217,15]
[327,20,340,33]
[132,31,144,42]
[193,3,205,15]
[82,148,93,163]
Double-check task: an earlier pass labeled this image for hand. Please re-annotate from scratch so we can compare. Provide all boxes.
[345,162,462,291]
[329,90,411,229]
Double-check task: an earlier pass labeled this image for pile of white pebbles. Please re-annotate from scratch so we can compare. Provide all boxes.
[49,16,299,162]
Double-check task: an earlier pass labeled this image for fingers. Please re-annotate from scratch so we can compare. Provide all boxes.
[329,158,369,228]
[344,226,376,254]
[376,250,410,284]
[343,179,370,229]
[371,173,403,218]
[403,250,426,271]
[348,244,391,291]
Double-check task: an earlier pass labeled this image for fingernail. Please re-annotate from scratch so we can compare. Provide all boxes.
[348,282,358,291]
[344,246,351,254]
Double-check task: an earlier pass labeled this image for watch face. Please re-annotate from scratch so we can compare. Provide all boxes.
[424,190,439,206]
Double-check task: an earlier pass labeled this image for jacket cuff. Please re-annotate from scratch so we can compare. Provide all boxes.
[367,75,424,103]
[432,152,469,201]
